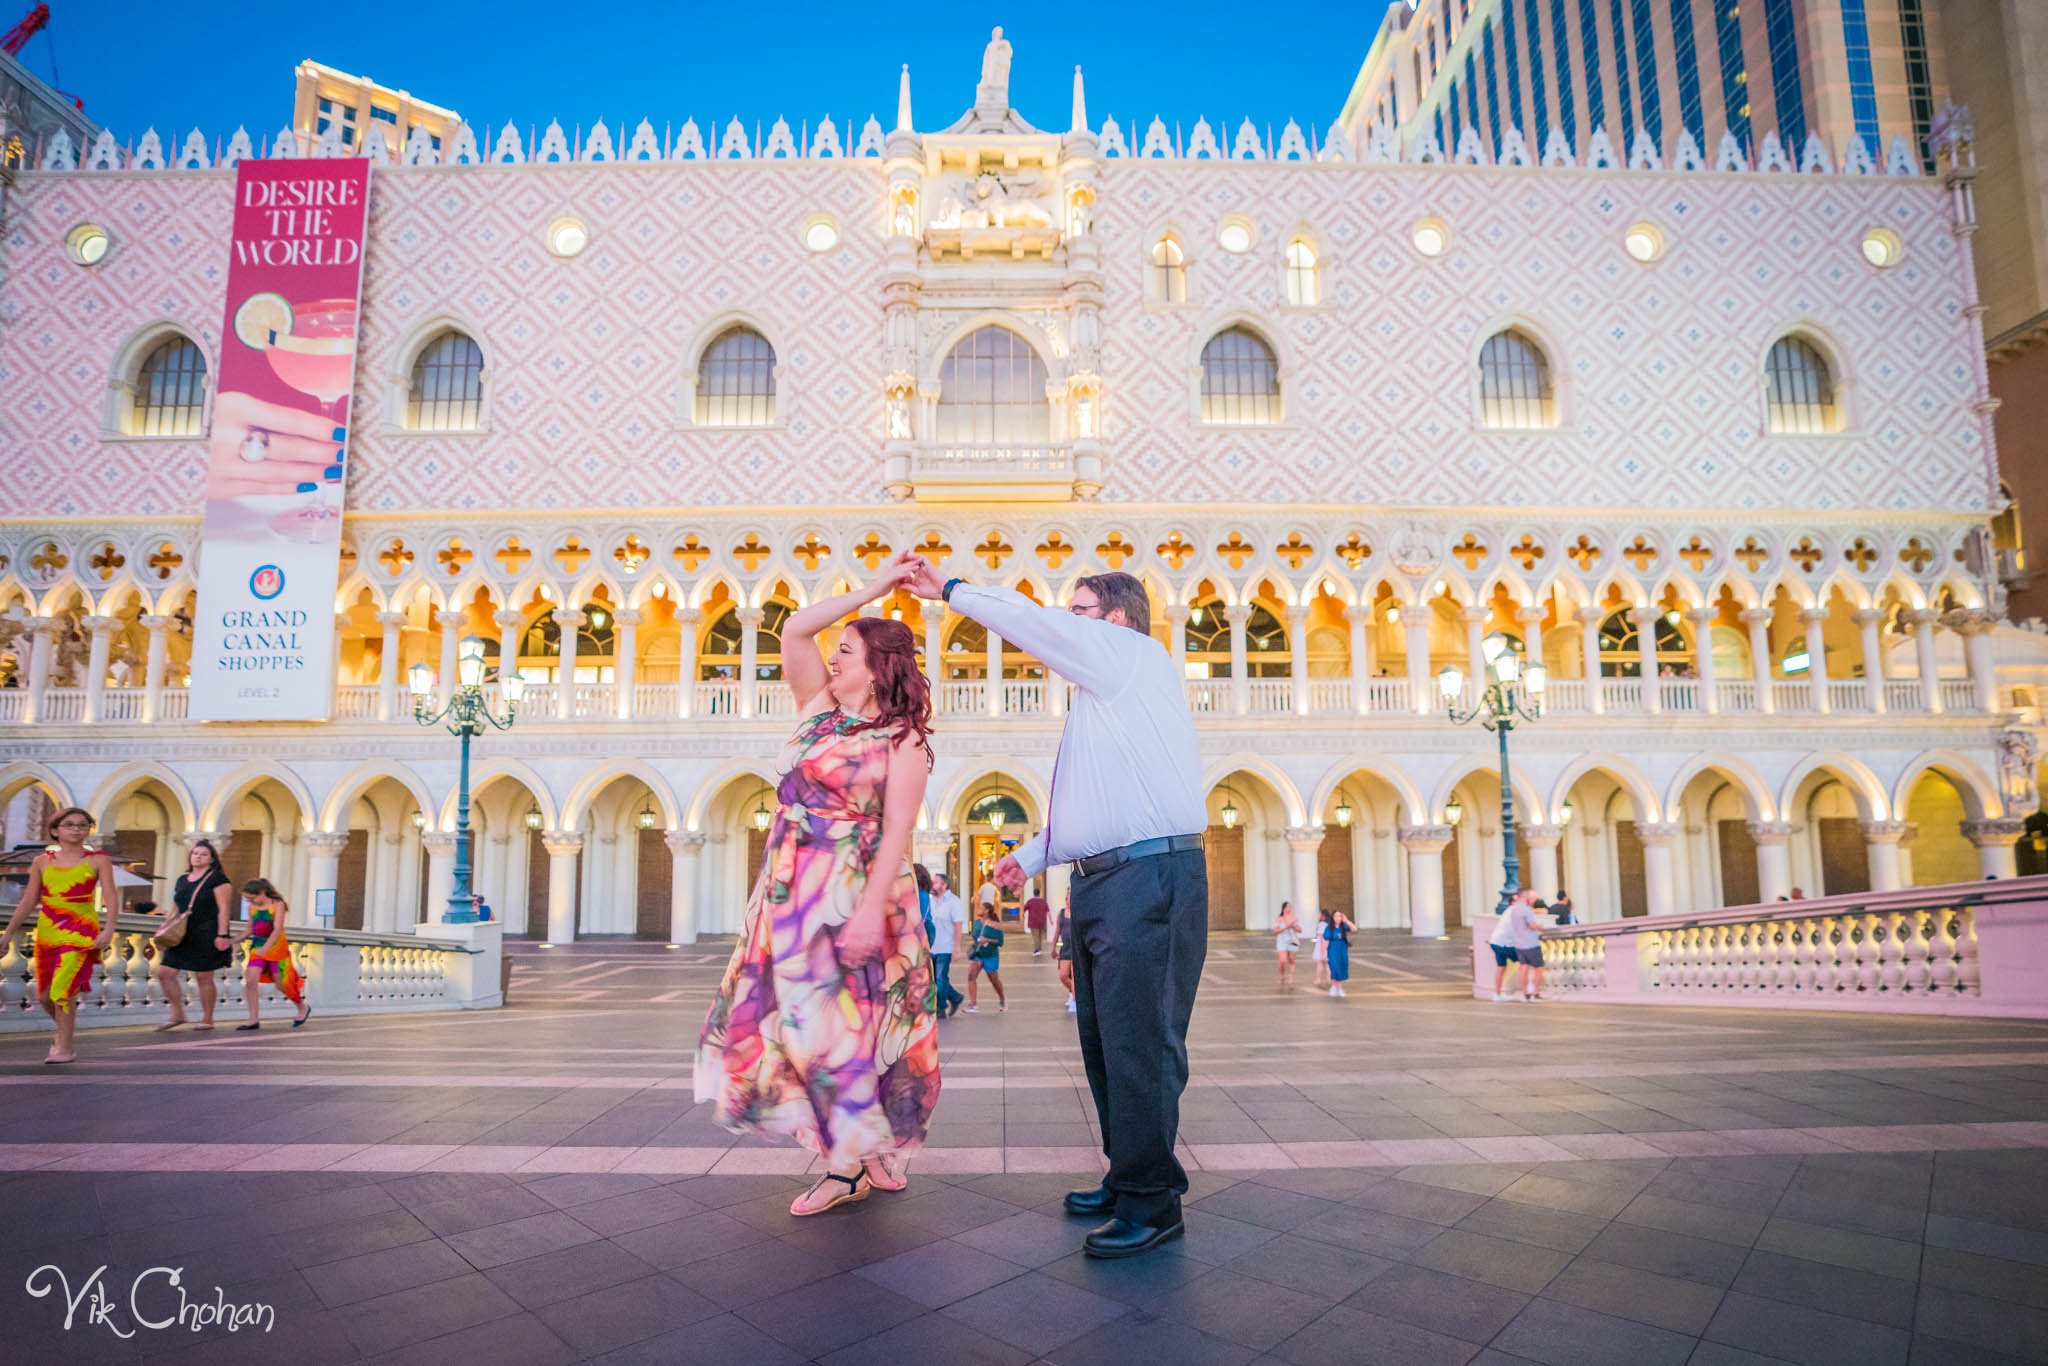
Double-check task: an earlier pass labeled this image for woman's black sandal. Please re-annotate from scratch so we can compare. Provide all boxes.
[790,1168,869,1216]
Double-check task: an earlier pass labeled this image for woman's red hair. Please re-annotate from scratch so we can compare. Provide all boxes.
[844,617,934,766]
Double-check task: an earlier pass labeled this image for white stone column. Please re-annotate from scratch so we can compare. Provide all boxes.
[1516,604,1546,678]
[1632,605,1663,712]
[376,609,405,720]
[1963,818,2024,879]
[1907,609,1943,712]
[80,615,116,723]
[675,607,701,717]
[1346,603,1372,715]
[1288,604,1312,715]
[1164,603,1189,677]
[553,608,585,720]
[666,830,705,943]
[1226,604,1251,715]
[920,604,944,705]
[1747,821,1794,904]
[613,608,641,719]
[1405,615,1434,715]
[300,830,352,925]
[736,606,762,719]
[1519,824,1563,901]
[331,613,349,715]
[1576,606,1605,714]
[1398,824,1453,937]
[420,831,458,925]
[434,609,463,707]
[1284,825,1323,924]
[1958,613,1999,712]
[1461,604,1487,706]
[1742,607,1776,715]
[493,608,523,679]
[542,831,583,942]
[985,627,1004,718]
[140,614,172,723]
[1637,822,1681,917]
[1687,607,1720,714]
[1860,820,1909,891]
[1853,608,1886,712]
[20,617,55,724]
[1800,607,1832,714]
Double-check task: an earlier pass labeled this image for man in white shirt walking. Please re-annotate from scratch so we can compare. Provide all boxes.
[901,555,1208,1259]
[928,874,966,1017]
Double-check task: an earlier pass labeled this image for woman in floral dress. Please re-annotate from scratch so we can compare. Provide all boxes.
[696,566,939,1216]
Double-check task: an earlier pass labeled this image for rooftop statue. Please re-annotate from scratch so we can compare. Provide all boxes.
[976,27,1013,113]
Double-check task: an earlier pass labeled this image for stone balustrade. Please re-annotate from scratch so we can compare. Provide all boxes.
[0,914,502,1031]
[0,671,1998,727]
[1471,876,2048,1019]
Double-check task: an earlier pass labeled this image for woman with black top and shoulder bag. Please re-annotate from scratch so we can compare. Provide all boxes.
[154,839,235,1031]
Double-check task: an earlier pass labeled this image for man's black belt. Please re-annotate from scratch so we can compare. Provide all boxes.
[1073,833,1205,879]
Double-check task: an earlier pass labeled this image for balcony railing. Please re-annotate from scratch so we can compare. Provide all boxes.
[910,444,1075,501]
[1246,679,1293,715]
[335,684,380,720]
[0,671,2000,728]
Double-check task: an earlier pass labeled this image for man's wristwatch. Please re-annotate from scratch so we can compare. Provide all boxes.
[941,577,965,604]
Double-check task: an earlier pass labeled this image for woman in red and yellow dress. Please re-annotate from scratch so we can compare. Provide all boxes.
[2,806,119,1064]
[235,878,309,1030]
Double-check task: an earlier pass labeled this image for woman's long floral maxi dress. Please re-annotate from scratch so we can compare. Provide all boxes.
[696,709,940,1167]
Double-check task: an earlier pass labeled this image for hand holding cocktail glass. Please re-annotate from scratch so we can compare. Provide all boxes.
[207,389,346,498]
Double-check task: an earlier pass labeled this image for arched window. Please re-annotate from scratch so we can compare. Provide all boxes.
[695,326,776,426]
[405,330,484,431]
[1184,598,1289,678]
[1283,238,1320,307]
[1765,335,1838,434]
[129,336,208,436]
[1596,608,1688,676]
[1151,236,1187,303]
[698,601,792,681]
[1477,329,1555,429]
[515,606,617,683]
[936,326,1049,445]
[1199,327,1280,425]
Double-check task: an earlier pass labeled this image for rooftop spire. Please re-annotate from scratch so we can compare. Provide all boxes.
[1071,66,1088,134]
[896,64,912,132]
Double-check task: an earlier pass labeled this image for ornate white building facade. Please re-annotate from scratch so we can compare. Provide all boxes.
[3,34,2043,943]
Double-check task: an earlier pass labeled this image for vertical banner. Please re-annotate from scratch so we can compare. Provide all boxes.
[190,157,371,722]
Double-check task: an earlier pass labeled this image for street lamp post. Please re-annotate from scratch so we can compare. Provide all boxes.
[1439,632,1546,915]
[410,635,524,924]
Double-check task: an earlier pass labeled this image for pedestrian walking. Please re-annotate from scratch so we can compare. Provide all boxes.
[964,902,1007,1012]
[3,807,118,1065]
[1311,907,1332,988]
[236,878,311,1030]
[1055,898,1075,1013]
[155,837,234,1031]
[927,872,966,1018]
[1025,888,1050,955]
[1274,900,1303,990]
[1323,908,1354,997]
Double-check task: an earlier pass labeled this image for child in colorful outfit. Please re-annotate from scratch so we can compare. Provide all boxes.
[2,807,118,1064]
[964,904,1007,1012]
[236,878,310,1029]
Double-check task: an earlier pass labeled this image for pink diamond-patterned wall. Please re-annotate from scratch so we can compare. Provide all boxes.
[0,155,1992,519]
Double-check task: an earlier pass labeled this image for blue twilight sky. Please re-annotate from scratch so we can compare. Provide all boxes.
[21,3,1385,148]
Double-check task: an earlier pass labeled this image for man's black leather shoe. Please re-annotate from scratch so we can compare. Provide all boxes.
[1063,1185,1115,1217]
[1083,1216,1185,1259]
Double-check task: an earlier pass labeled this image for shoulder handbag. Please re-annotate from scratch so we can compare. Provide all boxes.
[153,911,190,948]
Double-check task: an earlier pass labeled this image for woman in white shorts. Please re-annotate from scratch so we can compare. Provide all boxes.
[1311,907,1331,988]
[1273,901,1304,991]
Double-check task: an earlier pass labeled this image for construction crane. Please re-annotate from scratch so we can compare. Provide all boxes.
[2,4,84,109]
[1,3,50,56]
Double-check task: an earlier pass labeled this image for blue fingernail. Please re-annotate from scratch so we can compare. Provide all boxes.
[332,427,346,441]
[295,481,317,493]
[323,464,343,479]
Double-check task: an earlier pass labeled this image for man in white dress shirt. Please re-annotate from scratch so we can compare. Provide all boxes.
[901,554,1208,1259]
[927,874,967,1017]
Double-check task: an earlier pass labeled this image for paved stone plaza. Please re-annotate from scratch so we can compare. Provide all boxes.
[3,933,2046,1364]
